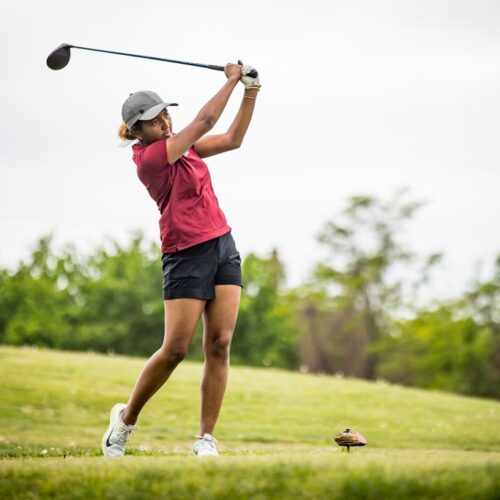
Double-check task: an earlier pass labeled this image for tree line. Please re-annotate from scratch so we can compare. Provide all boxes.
[1,190,498,399]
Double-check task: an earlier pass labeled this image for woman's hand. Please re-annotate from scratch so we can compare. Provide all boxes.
[224,62,242,81]
[240,64,261,89]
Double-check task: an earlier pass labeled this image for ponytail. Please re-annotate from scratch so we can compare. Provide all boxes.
[118,121,140,141]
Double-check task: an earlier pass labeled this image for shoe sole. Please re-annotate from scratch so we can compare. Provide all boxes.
[101,403,126,457]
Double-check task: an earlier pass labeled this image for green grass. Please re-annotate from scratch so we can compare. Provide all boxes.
[1,345,499,499]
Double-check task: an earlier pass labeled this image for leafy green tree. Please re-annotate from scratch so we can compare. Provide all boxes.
[70,232,164,355]
[300,189,442,378]
[461,255,500,396]
[374,305,493,394]
[0,232,165,356]
[232,250,302,369]
[2,205,498,399]
[376,255,500,398]
[0,236,80,347]
[0,234,303,369]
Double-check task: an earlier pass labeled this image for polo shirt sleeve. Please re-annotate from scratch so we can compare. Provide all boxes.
[140,140,170,172]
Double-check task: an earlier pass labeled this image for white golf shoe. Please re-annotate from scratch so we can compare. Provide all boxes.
[193,433,219,457]
[102,403,139,457]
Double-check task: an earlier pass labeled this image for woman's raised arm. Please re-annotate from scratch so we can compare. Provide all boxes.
[193,64,260,158]
[165,63,241,164]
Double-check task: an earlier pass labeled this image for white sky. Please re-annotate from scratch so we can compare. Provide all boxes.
[1,0,499,300]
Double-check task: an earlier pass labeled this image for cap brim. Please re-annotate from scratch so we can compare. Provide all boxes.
[126,102,179,129]
[140,102,179,121]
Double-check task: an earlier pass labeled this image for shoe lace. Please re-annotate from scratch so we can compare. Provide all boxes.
[114,423,139,445]
[194,434,217,446]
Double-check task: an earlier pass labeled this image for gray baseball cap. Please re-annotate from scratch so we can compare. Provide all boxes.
[122,91,178,129]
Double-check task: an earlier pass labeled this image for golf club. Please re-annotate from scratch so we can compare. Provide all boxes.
[46,43,258,77]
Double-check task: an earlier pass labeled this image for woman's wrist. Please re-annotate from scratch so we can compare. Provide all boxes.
[244,86,260,97]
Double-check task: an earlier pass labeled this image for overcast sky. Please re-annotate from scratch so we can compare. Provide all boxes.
[1,0,499,300]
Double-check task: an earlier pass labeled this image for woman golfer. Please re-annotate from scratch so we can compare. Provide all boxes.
[102,62,260,457]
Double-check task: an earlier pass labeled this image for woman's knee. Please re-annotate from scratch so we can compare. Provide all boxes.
[204,331,233,360]
[158,343,189,367]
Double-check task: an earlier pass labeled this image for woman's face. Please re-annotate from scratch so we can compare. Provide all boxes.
[138,108,173,143]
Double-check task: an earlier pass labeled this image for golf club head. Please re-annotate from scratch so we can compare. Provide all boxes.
[46,44,72,70]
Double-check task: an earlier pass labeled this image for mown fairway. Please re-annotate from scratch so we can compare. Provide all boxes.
[1,345,499,499]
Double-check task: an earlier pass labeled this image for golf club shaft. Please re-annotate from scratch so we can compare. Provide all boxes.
[71,45,225,72]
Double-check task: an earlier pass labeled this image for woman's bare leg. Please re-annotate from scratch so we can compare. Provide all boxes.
[121,298,206,425]
[199,285,241,435]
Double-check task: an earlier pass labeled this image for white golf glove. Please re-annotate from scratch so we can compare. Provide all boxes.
[240,64,261,89]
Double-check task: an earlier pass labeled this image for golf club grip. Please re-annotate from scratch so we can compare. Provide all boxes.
[209,65,258,79]
[208,65,226,71]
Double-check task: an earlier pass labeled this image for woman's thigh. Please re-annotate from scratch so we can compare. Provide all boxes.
[162,298,207,348]
[202,285,241,341]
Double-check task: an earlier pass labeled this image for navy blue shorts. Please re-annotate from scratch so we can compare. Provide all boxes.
[161,231,243,300]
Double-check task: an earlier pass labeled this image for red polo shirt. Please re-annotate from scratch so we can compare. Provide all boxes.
[132,140,231,254]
